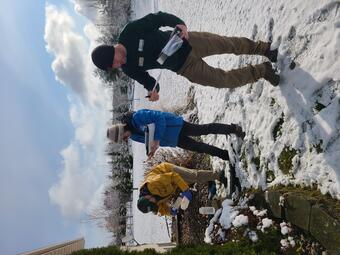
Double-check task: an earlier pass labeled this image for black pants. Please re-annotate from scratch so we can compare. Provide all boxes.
[177,121,232,160]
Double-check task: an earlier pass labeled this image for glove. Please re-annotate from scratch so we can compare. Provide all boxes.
[170,207,178,216]
[180,189,192,202]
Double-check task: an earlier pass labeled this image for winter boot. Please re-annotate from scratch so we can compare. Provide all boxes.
[208,181,217,200]
[219,171,228,187]
[263,62,280,86]
[228,124,246,139]
[218,150,230,161]
[264,44,278,63]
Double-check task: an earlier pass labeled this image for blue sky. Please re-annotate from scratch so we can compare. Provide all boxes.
[0,1,112,254]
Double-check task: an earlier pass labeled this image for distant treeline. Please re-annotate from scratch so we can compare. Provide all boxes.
[91,0,134,245]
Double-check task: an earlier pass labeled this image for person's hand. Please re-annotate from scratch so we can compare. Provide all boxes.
[147,90,159,102]
[180,189,192,202]
[147,140,159,159]
[170,207,178,216]
[176,24,189,40]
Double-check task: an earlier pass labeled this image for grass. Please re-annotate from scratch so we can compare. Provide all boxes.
[278,146,298,175]
[313,140,323,154]
[313,101,326,113]
[252,139,261,171]
[266,169,275,182]
[251,156,261,171]
[272,113,284,142]
[240,148,248,170]
[72,242,279,255]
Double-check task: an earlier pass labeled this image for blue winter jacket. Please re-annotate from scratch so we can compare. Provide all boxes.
[129,109,184,147]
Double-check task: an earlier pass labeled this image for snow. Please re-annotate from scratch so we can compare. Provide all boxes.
[253,209,268,217]
[219,199,238,229]
[281,235,296,249]
[249,206,256,212]
[151,0,340,198]
[248,231,259,242]
[131,0,340,244]
[204,208,222,243]
[280,221,292,235]
[130,0,173,245]
[260,218,273,232]
[232,214,249,228]
[280,238,290,248]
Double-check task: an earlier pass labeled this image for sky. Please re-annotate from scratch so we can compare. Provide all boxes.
[0,0,113,254]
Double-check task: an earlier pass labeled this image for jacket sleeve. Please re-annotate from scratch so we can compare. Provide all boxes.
[157,163,189,192]
[123,66,160,92]
[171,172,189,192]
[131,11,185,33]
[130,133,145,144]
[133,110,167,141]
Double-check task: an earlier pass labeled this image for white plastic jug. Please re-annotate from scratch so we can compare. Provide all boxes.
[180,196,190,210]
[157,28,183,65]
[199,207,215,215]
[173,197,182,209]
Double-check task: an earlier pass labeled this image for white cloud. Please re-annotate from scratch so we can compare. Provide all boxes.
[44,4,107,107]
[70,101,106,147]
[45,5,87,100]
[49,144,86,217]
[48,93,111,217]
[45,4,112,219]
[49,131,109,217]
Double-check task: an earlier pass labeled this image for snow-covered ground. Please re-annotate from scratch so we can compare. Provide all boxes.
[132,0,340,244]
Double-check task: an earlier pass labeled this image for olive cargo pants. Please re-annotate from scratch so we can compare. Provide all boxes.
[177,32,269,88]
[172,165,219,184]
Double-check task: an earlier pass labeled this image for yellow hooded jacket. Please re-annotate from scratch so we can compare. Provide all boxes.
[140,162,189,216]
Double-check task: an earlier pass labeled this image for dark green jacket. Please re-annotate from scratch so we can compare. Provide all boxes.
[118,12,192,91]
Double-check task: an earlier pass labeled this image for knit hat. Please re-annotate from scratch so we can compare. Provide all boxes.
[107,124,125,143]
[137,197,158,213]
[91,45,115,70]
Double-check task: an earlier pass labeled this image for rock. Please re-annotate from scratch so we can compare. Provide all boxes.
[266,191,282,218]
[309,205,340,254]
[248,192,266,208]
[284,193,315,231]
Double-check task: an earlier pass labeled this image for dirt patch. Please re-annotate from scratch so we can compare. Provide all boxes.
[170,153,219,244]
[177,183,211,244]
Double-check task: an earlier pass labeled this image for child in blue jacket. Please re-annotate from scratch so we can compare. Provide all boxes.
[107,109,244,160]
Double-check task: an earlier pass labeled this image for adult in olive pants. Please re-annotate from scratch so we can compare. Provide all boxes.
[177,32,274,88]
[92,12,279,102]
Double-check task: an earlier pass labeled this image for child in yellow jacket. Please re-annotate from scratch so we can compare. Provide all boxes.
[137,162,225,216]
